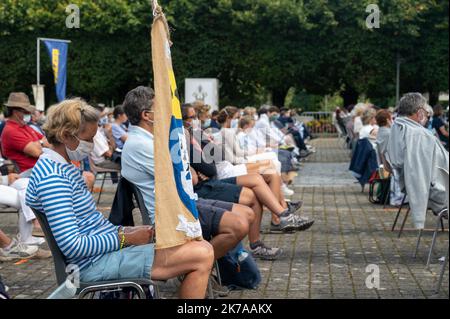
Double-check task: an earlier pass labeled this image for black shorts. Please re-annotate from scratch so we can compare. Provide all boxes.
[194,178,242,203]
[197,199,234,240]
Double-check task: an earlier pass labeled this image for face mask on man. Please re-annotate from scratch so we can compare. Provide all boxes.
[65,137,95,161]
[269,114,279,122]
[230,119,239,128]
[418,109,428,127]
[23,114,31,123]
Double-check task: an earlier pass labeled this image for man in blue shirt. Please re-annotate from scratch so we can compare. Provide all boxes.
[121,86,252,263]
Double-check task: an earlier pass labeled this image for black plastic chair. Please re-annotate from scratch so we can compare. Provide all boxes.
[32,208,157,299]
[128,179,152,226]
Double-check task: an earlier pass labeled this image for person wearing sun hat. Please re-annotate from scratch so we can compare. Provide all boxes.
[0,92,51,246]
[1,92,50,172]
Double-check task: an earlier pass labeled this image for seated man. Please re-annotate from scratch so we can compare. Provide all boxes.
[386,93,449,229]
[1,92,50,173]
[26,98,214,299]
[120,86,251,262]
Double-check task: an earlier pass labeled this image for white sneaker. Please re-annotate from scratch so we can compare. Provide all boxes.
[22,236,46,246]
[282,184,294,196]
[0,238,38,261]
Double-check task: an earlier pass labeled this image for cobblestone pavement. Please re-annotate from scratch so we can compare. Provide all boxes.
[0,138,448,299]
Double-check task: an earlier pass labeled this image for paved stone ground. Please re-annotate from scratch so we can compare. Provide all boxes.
[0,138,448,299]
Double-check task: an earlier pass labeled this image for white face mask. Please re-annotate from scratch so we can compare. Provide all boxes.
[23,114,31,123]
[253,115,258,121]
[418,109,428,127]
[230,119,239,128]
[65,137,95,161]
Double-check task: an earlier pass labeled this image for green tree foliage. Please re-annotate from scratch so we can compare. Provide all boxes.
[0,0,447,109]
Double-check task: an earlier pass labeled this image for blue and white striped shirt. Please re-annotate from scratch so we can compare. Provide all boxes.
[26,149,120,271]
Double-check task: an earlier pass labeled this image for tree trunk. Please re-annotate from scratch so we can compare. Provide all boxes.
[428,89,439,106]
[271,87,290,107]
[341,85,359,107]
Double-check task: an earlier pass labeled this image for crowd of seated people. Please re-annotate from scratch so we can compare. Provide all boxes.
[0,87,317,298]
[344,93,449,229]
[180,102,315,261]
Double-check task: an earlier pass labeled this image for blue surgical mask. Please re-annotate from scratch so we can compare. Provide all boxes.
[99,116,108,126]
[203,118,212,128]
[231,119,239,128]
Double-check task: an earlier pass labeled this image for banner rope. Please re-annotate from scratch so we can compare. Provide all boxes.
[151,0,172,44]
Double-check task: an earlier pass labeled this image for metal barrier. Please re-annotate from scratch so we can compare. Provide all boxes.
[297,112,338,137]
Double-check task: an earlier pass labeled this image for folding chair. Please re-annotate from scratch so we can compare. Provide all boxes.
[32,208,158,299]
[89,157,121,205]
[435,168,449,293]
[412,168,448,265]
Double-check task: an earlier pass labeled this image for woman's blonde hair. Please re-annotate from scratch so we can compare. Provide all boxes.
[361,108,377,125]
[43,98,99,145]
[243,107,257,116]
[192,100,211,117]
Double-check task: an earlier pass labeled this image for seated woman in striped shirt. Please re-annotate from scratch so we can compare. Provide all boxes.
[25,99,214,299]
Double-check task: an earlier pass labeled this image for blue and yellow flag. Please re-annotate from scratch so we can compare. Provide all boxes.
[43,40,68,102]
[152,6,203,249]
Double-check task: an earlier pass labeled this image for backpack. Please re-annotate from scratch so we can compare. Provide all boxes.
[369,176,391,205]
[217,242,261,290]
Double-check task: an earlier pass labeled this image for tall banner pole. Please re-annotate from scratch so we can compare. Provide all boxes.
[151,1,203,249]
[37,38,40,86]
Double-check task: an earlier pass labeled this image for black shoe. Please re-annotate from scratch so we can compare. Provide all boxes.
[293,216,315,231]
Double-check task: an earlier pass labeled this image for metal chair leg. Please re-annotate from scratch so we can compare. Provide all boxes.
[97,173,107,205]
[426,214,445,268]
[392,194,407,231]
[207,277,215,299]
[383,188,390,209]
[398,207,410,238]
[435,246,449,294]
[215,260,223,286]
[413,229,423,258]
[91,173,98,193]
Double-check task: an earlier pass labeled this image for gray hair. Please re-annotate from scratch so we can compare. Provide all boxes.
[397,93,427,116]
[122,86,155,126]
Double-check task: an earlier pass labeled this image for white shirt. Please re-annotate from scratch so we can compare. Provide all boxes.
[91,129,110,164]
[359,124,379,148]
[354,116,363,134]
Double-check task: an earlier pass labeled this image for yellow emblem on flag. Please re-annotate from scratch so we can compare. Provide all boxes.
[51,49,59,84]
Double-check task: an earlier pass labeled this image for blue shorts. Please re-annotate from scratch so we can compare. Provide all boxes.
[80,244,155,283]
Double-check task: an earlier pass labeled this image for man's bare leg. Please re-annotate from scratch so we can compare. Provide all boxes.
[209,211,249,259]
[151,240,214,299]
[238,187,263,245]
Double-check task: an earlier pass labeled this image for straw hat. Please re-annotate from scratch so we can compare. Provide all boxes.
[4,92,36,113]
